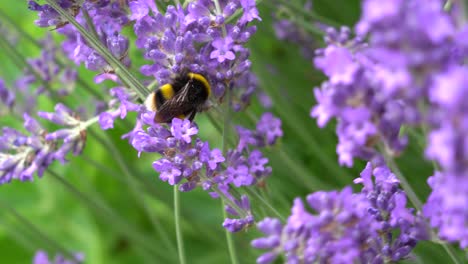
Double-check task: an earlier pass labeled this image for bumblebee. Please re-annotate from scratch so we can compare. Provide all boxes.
[145,72,211,123]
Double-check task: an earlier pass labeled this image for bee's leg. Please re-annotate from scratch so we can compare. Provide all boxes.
[187,111,197,122]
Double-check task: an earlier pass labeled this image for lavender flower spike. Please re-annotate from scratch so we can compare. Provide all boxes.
[252,163,427,263]
[33,250,84,264]
[0,104,90,185]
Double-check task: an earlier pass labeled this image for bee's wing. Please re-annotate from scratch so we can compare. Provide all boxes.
[154,84,195,123]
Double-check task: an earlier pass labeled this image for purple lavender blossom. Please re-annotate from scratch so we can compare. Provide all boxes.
[29,0,130,76]
[130,116,255,231]
[423,172,468,248]
[255,112,283,145]
[352,0,468,248]
[252,163,427,263]
[311,27,405,167]
[223,195,254,232]
[33,250,84,264]
[28,0,78,28]
[310,0,465,167]
[98,87,141,130]
[306,0,468,249]
[131,111,281,191]
[129,110,282,232]
[236,112,283,151]
[423,67,468,249]
[0,35,77,115]
[0,105,88,184]
[0,79,15,111]
[272,1,316,60]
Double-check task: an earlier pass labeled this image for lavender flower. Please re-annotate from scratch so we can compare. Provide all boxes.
[29,0,130,76]
[272,1,316,60]
[130,111,281,191]
[129,110,282,232]
[310,0,468,169]
[0,79,15,112]
[0,104,89,184]
[351,0,468,248]
[132,0,260,108]
[28,0,79,28]
[252,163,427,263]
[223,195,255,232]
[0,35,77,115]
[355,163,428,260]
[421,65,468,248]
[423,172,468,248]
[311,27,407,167]
[236,112,282,151]
[131,115,254,231]
[98,87,141,130]
[33,250,84,264]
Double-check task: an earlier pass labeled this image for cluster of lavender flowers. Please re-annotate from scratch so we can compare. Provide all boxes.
[307,0,468,248]
[272,0,316,60]
[0,79,15,114]
[0,35,77,115]
[98,87,141,130]
[29,0,130,79]
[130,111,282,232]
[0,104,91,184]
[33,250,84,264]
[252,162,428,263]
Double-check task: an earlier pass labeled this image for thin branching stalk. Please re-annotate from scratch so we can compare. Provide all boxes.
[222,200,240,264]
[174,185,187,264]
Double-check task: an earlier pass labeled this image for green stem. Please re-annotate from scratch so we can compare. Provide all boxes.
[0,218,36,252]
[0,199,74,259]
[278,149,332,190]
[174,185,186,264]
[245,187,285,221]
[219,80,241,264]
[222,200,240,264]
[81,8,100,40]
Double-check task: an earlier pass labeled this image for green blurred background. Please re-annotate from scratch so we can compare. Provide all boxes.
[0,1,463,263]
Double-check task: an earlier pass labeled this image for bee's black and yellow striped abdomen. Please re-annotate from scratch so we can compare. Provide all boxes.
[144,72,211,123]
[155,84,175,110]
